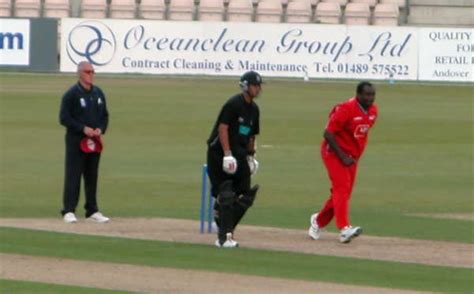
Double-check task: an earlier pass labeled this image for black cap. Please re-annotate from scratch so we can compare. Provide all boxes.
[240,71,263,85]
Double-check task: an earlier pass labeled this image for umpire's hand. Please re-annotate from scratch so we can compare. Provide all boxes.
[83,126,95,137]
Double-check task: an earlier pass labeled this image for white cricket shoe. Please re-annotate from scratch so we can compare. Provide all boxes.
[215,233,239,248]
[308,213,321,240]
[87,212,110,223]
[339,226,362,243]
[63,212,78,223]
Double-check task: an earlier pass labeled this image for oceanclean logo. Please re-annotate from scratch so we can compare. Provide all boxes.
[66,20,116,66]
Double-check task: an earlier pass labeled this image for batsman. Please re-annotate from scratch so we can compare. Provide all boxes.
[206,71,263,248]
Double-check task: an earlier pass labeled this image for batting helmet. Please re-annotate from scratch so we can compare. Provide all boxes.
[240,71,263,91]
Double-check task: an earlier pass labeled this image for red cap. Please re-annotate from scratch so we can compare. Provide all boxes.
[80,137,103,153]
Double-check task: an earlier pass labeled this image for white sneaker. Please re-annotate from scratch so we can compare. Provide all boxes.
[87,212,110,223]
[339,226,362,243]
[63,212,78,223]
[308,213,321,240]
[215,233,239,248]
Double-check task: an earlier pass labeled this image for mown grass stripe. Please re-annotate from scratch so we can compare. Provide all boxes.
[1,227,472,293]
[0,279,137,294]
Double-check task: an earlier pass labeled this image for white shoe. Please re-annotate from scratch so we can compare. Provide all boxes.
[87,212,110,223]
[215,233,239,248]
[308,213,321,240]
[339,226,362,243]
[63,212,78,223]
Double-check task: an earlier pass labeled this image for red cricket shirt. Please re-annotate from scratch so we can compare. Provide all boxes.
[322,97,378,160]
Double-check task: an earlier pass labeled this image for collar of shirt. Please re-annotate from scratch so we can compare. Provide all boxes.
[77,82,94,94]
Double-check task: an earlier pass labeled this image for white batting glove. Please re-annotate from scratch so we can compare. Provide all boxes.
[223,155,237,174]
[247,155,259,176]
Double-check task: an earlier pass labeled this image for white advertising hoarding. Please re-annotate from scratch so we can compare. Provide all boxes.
[418,28,473,82]
[60,19,418,80]
[0,19,30,66]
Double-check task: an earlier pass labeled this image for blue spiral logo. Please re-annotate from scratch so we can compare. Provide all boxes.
[66,21,116,66]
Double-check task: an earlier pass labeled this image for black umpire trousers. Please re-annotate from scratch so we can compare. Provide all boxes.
[61,134,101,217]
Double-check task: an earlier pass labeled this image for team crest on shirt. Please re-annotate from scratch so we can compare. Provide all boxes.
[354,124,370,138]
[98,97,102,104]
[80,98,86,108]
[238,117,244,123]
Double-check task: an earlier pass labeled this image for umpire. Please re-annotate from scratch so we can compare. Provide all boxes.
[207,71,263,248]
[59,61,110,224]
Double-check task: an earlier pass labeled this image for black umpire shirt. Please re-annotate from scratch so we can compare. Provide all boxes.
[207,94,260,159]
[60,82,109,136]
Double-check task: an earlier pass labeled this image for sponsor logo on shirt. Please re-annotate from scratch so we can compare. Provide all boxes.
[239,125,251,136]
[353,116,363,121]
[354,124,370,138]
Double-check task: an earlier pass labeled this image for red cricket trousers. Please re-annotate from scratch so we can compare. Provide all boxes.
[316,146,358,230]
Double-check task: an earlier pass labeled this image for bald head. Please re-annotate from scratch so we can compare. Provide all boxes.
[77,61,92,73]
[77,61,95,90]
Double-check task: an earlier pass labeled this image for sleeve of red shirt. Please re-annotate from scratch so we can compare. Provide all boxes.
[325,104,350,133]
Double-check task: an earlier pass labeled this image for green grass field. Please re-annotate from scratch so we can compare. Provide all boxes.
[0,73,472,292]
